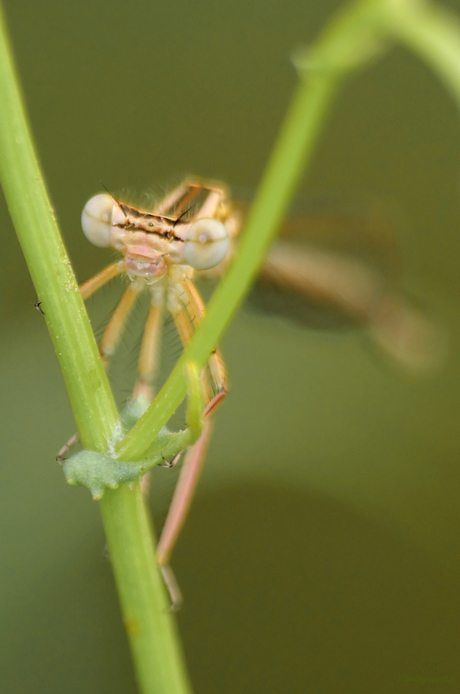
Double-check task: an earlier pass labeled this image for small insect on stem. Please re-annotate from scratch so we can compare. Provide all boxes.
[34,301,45,315]
[59,179,238,609]
[59,179,443,609]
[56,432,79,465]
[159,452,183,469]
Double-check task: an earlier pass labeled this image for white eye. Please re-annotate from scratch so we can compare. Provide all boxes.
[81,194,115,247]
[183,218,229,270]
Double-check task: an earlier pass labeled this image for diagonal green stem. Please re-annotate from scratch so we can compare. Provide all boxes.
[382,0,460,104]
[116,73,340,461]
[117,0,460,464]
[115,0,385,462]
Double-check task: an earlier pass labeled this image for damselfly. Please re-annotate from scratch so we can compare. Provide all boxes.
[67,178,442,606]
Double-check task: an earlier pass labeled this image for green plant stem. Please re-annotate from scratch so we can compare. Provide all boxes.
[0,7,192,693]
[99,484,192,694]
[117,74,342,461]
[382,0,460,104]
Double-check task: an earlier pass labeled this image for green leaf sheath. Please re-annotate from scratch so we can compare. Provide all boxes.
[64,362,204,500]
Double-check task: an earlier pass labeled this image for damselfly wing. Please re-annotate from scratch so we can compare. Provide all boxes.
[242,192,444,371]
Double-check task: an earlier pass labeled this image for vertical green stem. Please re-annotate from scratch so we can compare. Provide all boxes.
[0,7,193,693]
[99,485,193,694]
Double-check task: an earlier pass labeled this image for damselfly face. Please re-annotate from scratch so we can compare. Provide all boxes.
[81,180,237,286]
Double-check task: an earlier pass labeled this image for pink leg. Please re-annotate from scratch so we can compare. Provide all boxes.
[156,418,213,568]
[157,419,216,611]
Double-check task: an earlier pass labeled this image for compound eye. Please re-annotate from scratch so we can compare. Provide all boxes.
[81,194,115,247]
[183,218,229,270]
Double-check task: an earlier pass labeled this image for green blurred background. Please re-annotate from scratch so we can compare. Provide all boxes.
[1,0,460,691]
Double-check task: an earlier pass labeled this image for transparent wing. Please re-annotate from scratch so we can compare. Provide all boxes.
[231,192,446,372]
